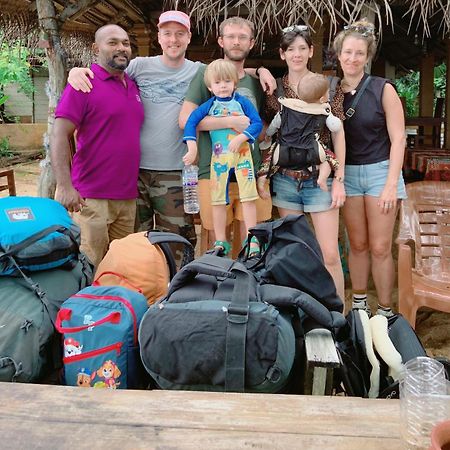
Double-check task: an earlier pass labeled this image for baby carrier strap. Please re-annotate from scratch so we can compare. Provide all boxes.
[276,77,285,99]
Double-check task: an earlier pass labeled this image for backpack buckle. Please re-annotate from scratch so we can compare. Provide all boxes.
[345,107,355,118]
[227,304,249,324]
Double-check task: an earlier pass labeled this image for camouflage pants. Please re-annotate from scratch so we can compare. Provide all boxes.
[136,169,197,259]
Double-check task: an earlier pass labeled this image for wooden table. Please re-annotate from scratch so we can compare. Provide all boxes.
[1,382,403,449]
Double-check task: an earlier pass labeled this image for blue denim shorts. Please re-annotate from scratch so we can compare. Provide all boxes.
[271,172,332,213]
[344,160,407,198]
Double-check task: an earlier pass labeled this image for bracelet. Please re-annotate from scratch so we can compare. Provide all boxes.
[334,175,344,183]
[255,66,264,78]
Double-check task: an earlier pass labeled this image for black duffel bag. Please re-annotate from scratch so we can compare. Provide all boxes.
[138,254,345,393]
[139,256,295,393]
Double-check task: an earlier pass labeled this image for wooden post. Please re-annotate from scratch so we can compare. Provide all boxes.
[310,26,323,73]
[36,0,67,198]
[36,0,98,198]
[419,53,435,147]
[445,39,450,149]
[134,23,151,56]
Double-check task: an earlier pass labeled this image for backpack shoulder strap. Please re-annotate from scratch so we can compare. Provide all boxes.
[345,75,372,118]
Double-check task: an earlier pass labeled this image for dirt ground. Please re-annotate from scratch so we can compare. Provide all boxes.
[4,158,450,360]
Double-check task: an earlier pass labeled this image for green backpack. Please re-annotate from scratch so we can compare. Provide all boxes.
[0,254,93,382]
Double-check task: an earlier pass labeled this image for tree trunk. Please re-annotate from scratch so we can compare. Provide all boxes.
[36,0,67,198]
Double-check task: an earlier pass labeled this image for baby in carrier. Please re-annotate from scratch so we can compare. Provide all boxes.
[261,73,342,191]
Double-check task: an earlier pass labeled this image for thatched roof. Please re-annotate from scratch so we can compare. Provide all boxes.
[0,2,95,66]
[0,0,449,68]
[165,0,449,40]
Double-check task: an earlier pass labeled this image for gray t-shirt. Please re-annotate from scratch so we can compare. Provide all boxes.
[126,56,203,171]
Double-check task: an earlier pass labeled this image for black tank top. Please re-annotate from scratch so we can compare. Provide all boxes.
[343,74,391,165]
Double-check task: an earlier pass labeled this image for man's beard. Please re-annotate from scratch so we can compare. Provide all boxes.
[223,47,250,62]
[108,54,130,71]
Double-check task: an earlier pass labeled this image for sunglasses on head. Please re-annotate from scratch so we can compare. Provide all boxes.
[343,24,375,37]
[282,25,309,34]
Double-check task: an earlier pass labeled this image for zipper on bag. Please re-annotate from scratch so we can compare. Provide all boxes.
[63,341,122,364]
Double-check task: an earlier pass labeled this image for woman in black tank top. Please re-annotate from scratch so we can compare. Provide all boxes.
[333,20,406,318]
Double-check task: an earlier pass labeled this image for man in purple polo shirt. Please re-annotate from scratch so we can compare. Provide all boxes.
[51,24,144,267]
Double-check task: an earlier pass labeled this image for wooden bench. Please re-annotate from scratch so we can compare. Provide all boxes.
[0,382,404,449]
[304,328,341,395]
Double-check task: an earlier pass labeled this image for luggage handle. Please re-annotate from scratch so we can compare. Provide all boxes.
[173,254,238,279]
[147,231,192,248]
[166,255,245,298]
[55,308,121,333]
[93,271,143,294]
[147,231,195,279]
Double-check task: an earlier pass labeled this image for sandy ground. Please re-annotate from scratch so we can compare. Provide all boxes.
[4,158,450,360]
[3,158,41,197]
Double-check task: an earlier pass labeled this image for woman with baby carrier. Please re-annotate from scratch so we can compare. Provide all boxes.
[257,25,346,301]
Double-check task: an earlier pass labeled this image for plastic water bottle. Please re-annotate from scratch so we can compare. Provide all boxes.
[182,165,200,214]
[400,356,448,449]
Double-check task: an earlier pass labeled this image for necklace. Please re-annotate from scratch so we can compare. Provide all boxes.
[342,78,362,95]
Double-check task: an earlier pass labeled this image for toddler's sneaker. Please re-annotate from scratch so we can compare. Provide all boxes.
[212,240,231,257]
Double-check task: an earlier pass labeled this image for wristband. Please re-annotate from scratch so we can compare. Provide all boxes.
[334,175,344,183]
[255,66,264,78]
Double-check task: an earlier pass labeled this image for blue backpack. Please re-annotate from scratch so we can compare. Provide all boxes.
[0,196,81,275]
[56,284,148,389]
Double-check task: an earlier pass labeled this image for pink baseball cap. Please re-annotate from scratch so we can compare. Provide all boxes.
[158,10,191,32]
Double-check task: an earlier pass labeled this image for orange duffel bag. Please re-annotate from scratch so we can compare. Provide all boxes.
[95,231,194,305]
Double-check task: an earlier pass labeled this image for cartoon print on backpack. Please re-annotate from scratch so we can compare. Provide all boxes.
[56,284,151,389]
[64,337,83,358]
[93,360,121,389]
[76,368,92,387]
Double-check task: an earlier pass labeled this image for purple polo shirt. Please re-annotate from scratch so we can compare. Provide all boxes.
[55,63,144,199]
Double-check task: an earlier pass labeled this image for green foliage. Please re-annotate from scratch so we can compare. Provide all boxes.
[0,37,46,122]
[0,42,35,98]
[434,63,446,97]
[0,137,13,158]
[396,71,420,117]
[0,94,8,106]
[396,63,447,117]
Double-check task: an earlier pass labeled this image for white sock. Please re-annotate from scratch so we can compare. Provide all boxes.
[377,304,395,318]
[352,293,368,309]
